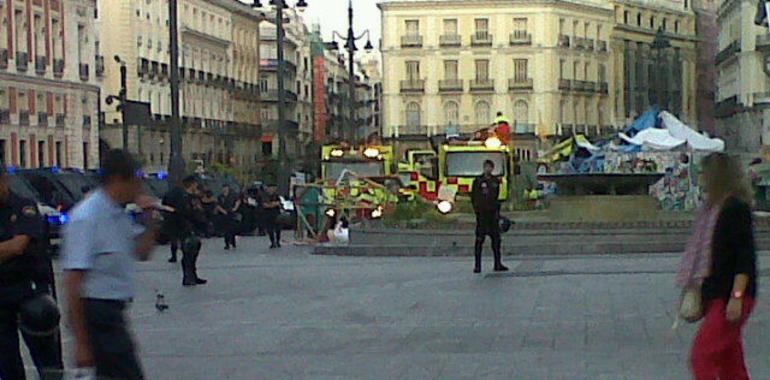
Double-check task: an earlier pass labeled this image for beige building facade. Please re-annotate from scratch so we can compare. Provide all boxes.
[715,0,770,154]
[0,0,101,169]
[379,0,700,143]
[98,0,263,178]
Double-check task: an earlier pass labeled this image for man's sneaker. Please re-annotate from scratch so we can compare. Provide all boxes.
[195,278,208,285]
[494,264,509,272]
[473,267,481,274]
[182,280,197,287]
[168,257,177,263]
[224,246,230,250]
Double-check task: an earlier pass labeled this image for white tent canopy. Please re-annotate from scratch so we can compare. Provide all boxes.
[620,111,725,152]
[659,111,725,152]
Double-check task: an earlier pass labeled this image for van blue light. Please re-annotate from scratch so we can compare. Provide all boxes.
[59,213,68,224]
[50,166,60,174]
[6,166,16,174]
[156,171,168,180]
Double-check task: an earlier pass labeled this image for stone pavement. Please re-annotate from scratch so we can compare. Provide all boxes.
[39,236,770,379]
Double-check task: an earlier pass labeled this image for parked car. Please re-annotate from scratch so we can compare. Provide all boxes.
[8,170,65,252]
[16,168,78,211]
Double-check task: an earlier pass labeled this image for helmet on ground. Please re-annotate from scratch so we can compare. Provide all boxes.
[19,294,60,336]
[182,235,202,255]
[499,216,512,233]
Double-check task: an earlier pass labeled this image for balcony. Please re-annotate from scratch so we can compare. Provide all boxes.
[573,80,591,92]
[438,79,464,92]
[53,59,64,76]
[197,70,205,83]
[161,63,169,79]
[559,79,572,90]
[206,73,214,85]
[35,56,46,74]
[597,40,608,52]
[82,115,92,128]
[585,38,595,50]
[264,118,299,132]
[508,78,533,91]
[715,40,740,66]
[261,89,298,103]
[0,49,7,70]
[469,79,495,92]
[55,114,65,127]
[558,35,570,48]
[150,61,160,80]
[757,34,770,52]
[400,79,425,93]
[509,31,532,45]
[16,51,28,71]
[19,111,30,126]
[471,32,493,47]
[513,123,536,134]
[79,63,89,80]
[95,55,105,77]
[574,37,586,50]
[439,34,462,47]
[188,68,196,82]
[260,58,297,73]
[37,112,48,126]
[600,82,609,94]
[0,109,9,124]
[401,35,423,48]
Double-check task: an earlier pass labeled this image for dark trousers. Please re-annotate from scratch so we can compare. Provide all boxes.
[223,217,237,248]
[266,217,281,246]
[83,299,144,380]
[0,283,63,380]
[474,211,502,269]
[169,237,179,261]
[181,243,200,283]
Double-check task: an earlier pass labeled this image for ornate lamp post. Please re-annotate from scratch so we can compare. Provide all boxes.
[651,27,672,111]
[331,0,373,144]
[253,0,307,195]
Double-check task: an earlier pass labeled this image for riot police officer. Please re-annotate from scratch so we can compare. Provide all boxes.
[262,183,282,249]
[163,176,207,286]
[0,165,64,380]
[471,160,509,274]
[218,184,241,250]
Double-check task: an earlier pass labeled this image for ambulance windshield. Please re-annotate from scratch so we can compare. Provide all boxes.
[446,152,505,177]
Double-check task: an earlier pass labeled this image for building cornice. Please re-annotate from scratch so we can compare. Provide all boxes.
[181,26,232,48]
[0,72,101,93]
[379,0,613,13]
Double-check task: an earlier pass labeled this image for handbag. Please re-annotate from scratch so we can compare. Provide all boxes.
[679,286,704,323]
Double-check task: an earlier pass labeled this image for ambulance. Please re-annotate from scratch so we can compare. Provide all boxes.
[397,149,439,201]
[320,144,394,182]
[438,138,513,202]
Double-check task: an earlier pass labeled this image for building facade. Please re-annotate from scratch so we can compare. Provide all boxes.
[715,0,770,154]
[694,0,719,136]
[98,0,262,178]
[379,0,700,142]
[0,0,101,169]
[612,0,698,127]
[258,5,314,172]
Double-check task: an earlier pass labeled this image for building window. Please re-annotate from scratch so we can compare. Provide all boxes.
[650,16,655,29]
[406,61,420,81]
[406,102,421,127]
[474,101,490,126]
[405,20,419,36]
[637,13,642,27]
[444,60,458,80]
[599,64,606,83]
[37,141,44,167]
[675,20,680,33]
[444,101,459,126]
[19,140,26,168]
[514,100,529,124]
[560,59,566,79]
[55,141,62,166]
[443,19,458,35]
[262,141,272,156]
[475,59,489,81]
[474,18,489,39]
[83,142,89,168]
[662,18,667,31]
[514,59,528,82]
[513,18,527,35]
[623,11,629,24]
[0,140,5,165]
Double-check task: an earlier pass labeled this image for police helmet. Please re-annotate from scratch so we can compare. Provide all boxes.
[18,294,61,336]
[182,235,202,255]
[499,216,513,233]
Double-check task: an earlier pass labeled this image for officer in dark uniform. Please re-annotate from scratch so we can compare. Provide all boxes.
[262,183,282,249]
[218,184,241,250]
[0,165,64,380]
[471,160,509,274]
[163,176,207,286]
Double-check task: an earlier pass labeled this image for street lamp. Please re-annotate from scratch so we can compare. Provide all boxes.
[253,0,307,196]
[105,55,128,151]
[331,0,374,144]
[651,27,672,111]
[167,0,184,185]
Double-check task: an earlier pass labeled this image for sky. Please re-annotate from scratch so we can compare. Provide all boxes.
[302,0,382,50]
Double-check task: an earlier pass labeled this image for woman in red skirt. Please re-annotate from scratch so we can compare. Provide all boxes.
[677,153,758,379]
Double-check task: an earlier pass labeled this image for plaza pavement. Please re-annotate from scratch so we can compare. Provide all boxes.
[38,236,770,379]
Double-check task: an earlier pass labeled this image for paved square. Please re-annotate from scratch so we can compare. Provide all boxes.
[44,236,770,379]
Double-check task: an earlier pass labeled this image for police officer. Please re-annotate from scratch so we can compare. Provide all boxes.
[471,160,509,274]
[218,184,241,250]
[0,165,64,380]
[164,176,207,286]
[262,183,282,249]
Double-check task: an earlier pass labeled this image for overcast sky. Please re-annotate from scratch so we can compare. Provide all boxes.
[302,0,382,49]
